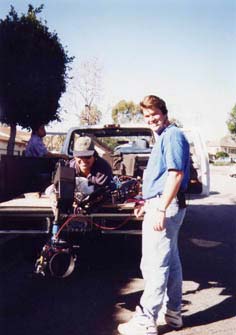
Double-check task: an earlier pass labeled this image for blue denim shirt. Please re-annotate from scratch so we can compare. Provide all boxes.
[25,134,48,157]
[142,124,190,200]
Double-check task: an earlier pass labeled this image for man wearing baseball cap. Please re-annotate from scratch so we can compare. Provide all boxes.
[69,136,113,188]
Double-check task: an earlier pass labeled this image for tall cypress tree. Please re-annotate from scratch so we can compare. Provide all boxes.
[0,4,74,154]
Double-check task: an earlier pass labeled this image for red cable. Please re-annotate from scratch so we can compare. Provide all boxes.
[85,214,134,231]
[55,215,77,239]
[55,212,135,239]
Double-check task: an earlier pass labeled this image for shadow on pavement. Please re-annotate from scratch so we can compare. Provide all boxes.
[182,297,236,328]
[113,203,236,333]
[1,202,236,334]
[181,203,236,287]
[0,234,142,335]
[177,203,236,329]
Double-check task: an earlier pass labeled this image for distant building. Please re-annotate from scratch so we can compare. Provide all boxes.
[207,135,236,160]
[0,126,30,155]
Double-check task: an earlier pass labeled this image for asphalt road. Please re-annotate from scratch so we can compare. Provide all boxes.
[0,165,236,335]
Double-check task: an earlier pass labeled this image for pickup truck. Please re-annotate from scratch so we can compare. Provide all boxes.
[0,124,210,277]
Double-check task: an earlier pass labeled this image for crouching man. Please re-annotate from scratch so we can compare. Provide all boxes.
[70,136,113,190]
[46,136,114,212]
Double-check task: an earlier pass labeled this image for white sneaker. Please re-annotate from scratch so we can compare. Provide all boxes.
[156,305,167,325]
[165,308,183,329]
[156,311,166,325]
[117,307,158,335]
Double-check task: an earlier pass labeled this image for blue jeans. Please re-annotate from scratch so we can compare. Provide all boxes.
[139,197,186,321]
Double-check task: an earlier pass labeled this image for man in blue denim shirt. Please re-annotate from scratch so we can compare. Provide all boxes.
[118,95,190,335]
[25,124,68,160]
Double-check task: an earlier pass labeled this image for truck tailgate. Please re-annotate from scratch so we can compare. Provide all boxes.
[0,194,53,234]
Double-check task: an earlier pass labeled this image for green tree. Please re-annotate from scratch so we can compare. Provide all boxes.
[215,151,229,159]
[44,134,66,152]
[0,4,73,154]
[226,104,236,135]
[112,100,142,123]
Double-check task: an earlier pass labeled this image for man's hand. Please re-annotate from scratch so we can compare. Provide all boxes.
[153,210,166,231]
[152,169,184,231]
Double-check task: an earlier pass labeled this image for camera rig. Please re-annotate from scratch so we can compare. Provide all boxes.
[34,160,142,278]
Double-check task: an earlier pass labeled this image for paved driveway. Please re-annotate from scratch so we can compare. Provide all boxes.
[0,165,236,335]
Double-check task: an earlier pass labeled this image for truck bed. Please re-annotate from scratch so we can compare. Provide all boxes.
[0,193,142,235]
[0,194,53,234]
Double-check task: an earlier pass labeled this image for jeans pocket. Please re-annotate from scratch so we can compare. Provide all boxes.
[167,203,179,219]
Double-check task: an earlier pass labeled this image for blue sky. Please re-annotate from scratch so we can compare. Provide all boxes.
[1,0,235,140]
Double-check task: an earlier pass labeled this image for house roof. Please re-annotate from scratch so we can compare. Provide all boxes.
[206,140,220,147]
[206,135,236,148]
[0,126,30,145]
[219,135,236,148]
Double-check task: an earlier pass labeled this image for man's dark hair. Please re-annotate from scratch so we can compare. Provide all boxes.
[31,123,44,133]
[140,95,168,115]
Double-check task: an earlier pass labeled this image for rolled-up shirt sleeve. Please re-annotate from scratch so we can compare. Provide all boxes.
[87,172,108,186]
[88,157,113,187]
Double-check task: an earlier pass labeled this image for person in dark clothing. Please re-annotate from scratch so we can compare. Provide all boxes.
[69,136,113,189]
[45,136,113,213]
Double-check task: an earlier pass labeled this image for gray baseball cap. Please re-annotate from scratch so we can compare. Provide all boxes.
[73,136,95,157]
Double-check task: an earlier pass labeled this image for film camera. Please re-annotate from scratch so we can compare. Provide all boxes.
[35,160,141,278]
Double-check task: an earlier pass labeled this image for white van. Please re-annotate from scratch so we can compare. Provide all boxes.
[183,128,210,196]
